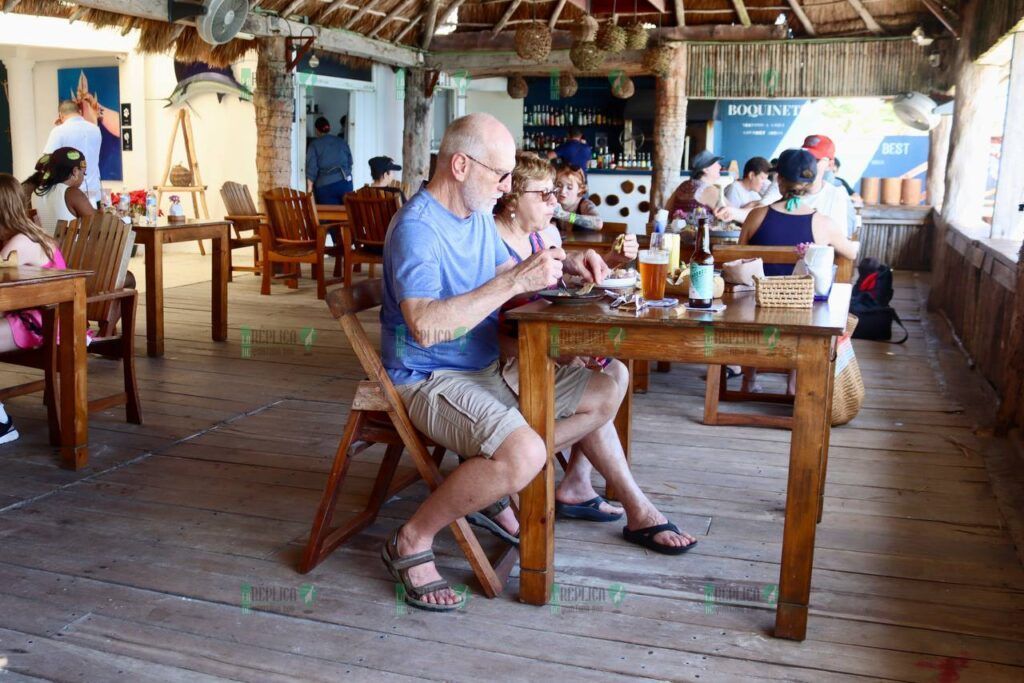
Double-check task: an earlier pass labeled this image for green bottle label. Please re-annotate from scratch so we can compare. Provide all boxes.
[689,264,714,300]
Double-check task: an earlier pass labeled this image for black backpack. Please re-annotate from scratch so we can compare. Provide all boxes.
[850,258,908,343]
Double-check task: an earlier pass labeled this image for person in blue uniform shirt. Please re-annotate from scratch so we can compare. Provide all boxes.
[549,128,592,171]
[306,116,353,204]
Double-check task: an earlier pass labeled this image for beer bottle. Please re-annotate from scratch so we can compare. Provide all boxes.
[688,217,714,308]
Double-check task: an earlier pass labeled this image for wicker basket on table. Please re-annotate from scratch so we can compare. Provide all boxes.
[754,274,814,308]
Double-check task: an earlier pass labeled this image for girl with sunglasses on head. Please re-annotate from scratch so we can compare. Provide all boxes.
[0,173,71,444]
[30,147,95,237]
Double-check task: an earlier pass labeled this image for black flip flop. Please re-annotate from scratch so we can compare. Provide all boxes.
[622,522,698,555]
[556,496,624,522]
[466,511,520,546]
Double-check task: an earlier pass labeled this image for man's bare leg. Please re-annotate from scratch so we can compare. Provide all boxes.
[395,426,545,605]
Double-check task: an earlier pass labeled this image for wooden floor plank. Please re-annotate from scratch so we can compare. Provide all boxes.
[0,262,1022,680]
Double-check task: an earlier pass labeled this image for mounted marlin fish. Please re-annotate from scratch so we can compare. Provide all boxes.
[163,60,253,108]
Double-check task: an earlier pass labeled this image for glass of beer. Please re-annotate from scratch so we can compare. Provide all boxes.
[638,249,669,301]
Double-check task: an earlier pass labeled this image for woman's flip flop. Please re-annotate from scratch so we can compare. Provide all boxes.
[556,496,624,522]
[622,522,697,555]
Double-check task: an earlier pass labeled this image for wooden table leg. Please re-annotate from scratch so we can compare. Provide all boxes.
[57,278,88,469]
[518,322,555,606]
[817,343,837,523]
[144,234,164,357]
[605,358,633,502]
[633,359,649,393]
[212,228,228,342]
[775,336,830,641]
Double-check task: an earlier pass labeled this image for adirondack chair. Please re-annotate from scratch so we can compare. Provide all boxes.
[261,188,344,299]
[340,188,400,287]
[702,244,854,430]
[219,181,264,280]
[0,213,141,444]
[301,280,517,598]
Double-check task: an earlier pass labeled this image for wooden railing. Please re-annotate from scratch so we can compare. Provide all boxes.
[929,213,1024,432]
[857,206,933,270]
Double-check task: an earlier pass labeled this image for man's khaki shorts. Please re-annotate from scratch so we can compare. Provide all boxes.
[395,360,592,458]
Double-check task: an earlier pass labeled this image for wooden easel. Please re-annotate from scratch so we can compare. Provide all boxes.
[155,108,209,254]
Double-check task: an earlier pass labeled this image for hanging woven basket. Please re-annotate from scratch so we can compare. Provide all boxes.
[569,41,605,71]
[595,22,627,53]
[169,163,194,187]
[611,73,635,99]
[559,72,579,98]
[642,45,673,77]
[514,22,553,61]
[507,75,529,99]
[571,14,599,42]
[625,23,649,50]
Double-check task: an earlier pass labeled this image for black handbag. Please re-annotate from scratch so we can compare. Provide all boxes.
[850,258,908,344]
[850,301,908,343]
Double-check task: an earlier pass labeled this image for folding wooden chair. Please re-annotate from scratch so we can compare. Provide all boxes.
[261,188,345,299]
[300,280,517,598]
[340,189,400,287]
[0,213,142,442]
[220,181,265,280]
[702,245,854,430]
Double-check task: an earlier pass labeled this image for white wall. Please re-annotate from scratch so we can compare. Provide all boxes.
[466,86,524,146]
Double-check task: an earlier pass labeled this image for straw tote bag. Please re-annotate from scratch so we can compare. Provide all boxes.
[832,314,865,426]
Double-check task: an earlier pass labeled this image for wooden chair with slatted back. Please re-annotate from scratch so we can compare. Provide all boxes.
[340,189,400,287]
[261,188,344,299]
[0,213,141,443]
[301,280,517,598]
[702,244,855,430]
[220,182,264,280]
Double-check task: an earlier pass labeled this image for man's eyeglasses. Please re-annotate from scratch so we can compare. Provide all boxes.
[522,188,558,201]
[464,154,512,183]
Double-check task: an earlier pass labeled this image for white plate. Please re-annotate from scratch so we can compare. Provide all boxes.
[600,276,638,289]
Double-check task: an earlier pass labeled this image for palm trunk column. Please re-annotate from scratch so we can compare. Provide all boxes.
[402,68,433,196]
[650,45,688,225]
[255,37,294,209]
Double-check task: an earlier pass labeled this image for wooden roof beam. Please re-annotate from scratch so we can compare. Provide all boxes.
[419,0,468,48]
[549,0,568,29]
[430,23,786,52]
[730,0,751,27]
[493,0,523,35]
[673,0,685,27]
[920,0,960,38]
[786,0,815,36]
[4,0,23,12]
[846,0,883,33]
[368,0,417,38]
[420,0,442,49]
[281,0,307,19]
[336,0,386,27]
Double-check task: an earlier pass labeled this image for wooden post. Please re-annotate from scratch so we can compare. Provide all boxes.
[941,0,1002,230]
[255,37,294,209]
[926,114,951,212]
[996,239,1024,434]
[402,68,433,196]
[992,32,1024,239]
[650,45,687,224]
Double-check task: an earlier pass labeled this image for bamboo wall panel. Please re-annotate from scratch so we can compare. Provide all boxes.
[972,0,1024,60]
[929,226,1017,394]
[687,39,944,98]
[858,217,933,271]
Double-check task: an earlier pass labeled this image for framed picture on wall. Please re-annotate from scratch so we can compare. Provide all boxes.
[56,66,123,181]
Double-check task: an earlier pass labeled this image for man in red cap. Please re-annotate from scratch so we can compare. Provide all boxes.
[717,134,855,237]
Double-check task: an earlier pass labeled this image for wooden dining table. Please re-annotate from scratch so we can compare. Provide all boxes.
[507,284,852,641]
[0,267,91,469]
[132,219,230,357]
